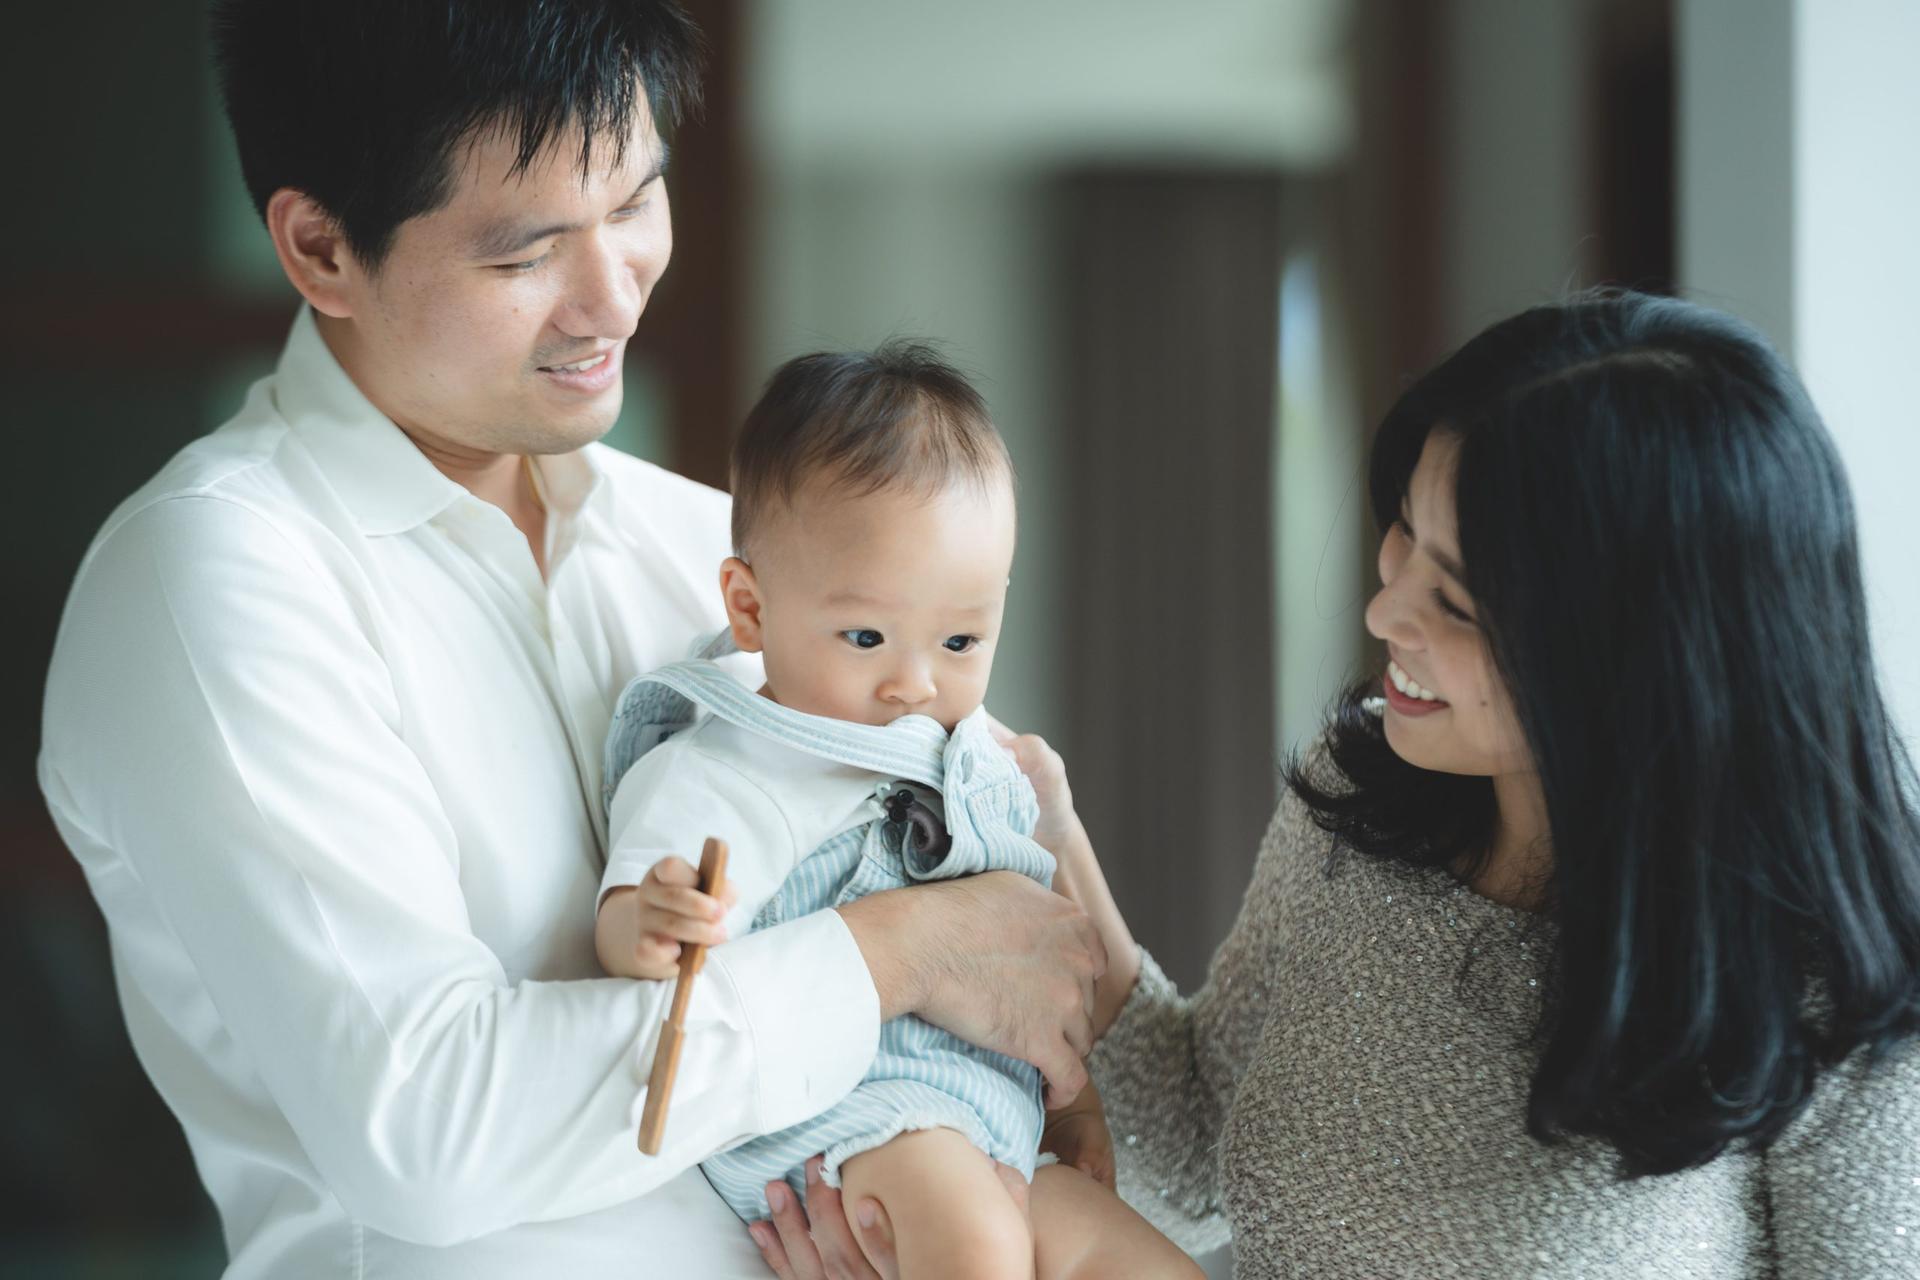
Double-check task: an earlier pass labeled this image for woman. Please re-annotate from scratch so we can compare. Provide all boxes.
[754,291,1920,1277]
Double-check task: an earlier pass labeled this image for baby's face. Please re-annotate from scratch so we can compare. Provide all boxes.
[736,474,1016,732]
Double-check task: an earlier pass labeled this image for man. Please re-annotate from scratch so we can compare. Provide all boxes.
[37,5,1104,1276]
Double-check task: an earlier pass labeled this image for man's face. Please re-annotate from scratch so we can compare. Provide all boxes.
[321,105,671,459]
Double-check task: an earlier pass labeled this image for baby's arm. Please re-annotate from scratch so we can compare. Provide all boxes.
[595,739,794,980]
[997,733,1141,1036]
[595,860,736,980]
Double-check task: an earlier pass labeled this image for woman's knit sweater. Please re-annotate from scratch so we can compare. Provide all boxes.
[1090,786,1920,1278]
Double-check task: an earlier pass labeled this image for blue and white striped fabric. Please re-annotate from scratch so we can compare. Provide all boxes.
[602,650,1056,1221]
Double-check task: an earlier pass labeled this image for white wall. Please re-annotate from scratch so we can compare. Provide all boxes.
[1679,0,1920,748]
[1439,0,1598,347]
[743,0,1351,740]
[750,162,1063,732]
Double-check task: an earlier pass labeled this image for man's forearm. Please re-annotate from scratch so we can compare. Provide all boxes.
[834,888,926,1021]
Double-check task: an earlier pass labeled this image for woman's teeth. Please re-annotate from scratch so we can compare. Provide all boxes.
[548,353,607,373]
[1387,659,1443,703]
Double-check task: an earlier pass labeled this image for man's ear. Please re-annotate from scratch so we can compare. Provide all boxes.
[265,188,362,319]
[719,557,766,654]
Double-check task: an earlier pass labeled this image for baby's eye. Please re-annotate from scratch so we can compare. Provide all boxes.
[943,635,978,654]
[840,629,885,650]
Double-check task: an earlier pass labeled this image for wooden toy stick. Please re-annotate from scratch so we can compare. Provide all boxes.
[638,837,730,1155]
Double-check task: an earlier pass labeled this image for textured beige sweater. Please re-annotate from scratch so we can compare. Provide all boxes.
[1090,784,1920,1278]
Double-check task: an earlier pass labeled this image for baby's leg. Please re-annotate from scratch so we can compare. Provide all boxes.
[1029,1164,1206,1280]
[838,1127,1035,1280]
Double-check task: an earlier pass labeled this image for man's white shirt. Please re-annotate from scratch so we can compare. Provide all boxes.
[37,307,880,1278]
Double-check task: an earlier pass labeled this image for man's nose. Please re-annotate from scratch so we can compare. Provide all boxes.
[557,237,641,340]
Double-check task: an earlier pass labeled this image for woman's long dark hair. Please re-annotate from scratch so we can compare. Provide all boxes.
[1287,290,1920,1175]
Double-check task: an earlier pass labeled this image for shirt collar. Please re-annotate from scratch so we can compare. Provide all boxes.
[273,306,614,538]
[274,307,468,536]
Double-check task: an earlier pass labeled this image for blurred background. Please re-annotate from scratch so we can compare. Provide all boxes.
[2,0,1914,1274]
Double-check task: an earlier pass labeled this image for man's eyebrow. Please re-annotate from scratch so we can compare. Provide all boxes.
[1397,499,1467,584]
[467,150,669,260]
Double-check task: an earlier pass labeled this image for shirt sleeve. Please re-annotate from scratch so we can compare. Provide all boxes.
[38,495,879,1247]
[1088,790,1303,1232]
[1761,1037,1920,1277]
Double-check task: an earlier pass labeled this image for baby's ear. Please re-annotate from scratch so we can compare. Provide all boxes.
[718,557,766,653]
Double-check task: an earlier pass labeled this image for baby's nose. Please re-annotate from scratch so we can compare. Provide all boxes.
[880,664,937,705]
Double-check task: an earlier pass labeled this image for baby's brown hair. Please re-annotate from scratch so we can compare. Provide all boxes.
[729,340,1013,559]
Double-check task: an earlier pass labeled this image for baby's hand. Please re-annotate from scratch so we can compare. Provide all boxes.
[596,857,736,981]
[995,729,1078,849]
[1040,1076,1116,1190]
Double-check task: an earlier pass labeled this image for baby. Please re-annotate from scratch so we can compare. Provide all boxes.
[594,342,1200,1279]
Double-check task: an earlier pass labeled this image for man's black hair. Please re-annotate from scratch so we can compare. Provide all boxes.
[211,0,705,270]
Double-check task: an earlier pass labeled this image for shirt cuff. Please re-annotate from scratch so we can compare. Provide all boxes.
[702,909,881,1135]
[599,855,653,906]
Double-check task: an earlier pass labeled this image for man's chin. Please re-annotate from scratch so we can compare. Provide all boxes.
[518,390,624,454]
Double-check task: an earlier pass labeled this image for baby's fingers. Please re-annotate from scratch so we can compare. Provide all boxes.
[643,878,730,923]
[648,855,699,887]
[636,903,729,949]
[632,933,685,973]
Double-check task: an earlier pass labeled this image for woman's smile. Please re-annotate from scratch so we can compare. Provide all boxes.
[1384,657,1449,716]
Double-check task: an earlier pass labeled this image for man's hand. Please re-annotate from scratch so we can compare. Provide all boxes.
[747,1157,897,1279]
[836,871,1106,1108]
[1041,1078,1117,1190]
[746,1154,1030,1279]
[593,857,737,980]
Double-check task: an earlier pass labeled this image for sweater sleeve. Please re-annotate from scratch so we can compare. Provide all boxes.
[1087,788,1309,1235]
[1762,1037,1920,1277]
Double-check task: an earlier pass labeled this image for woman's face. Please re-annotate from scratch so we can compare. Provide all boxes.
[1364,432,1531,779]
